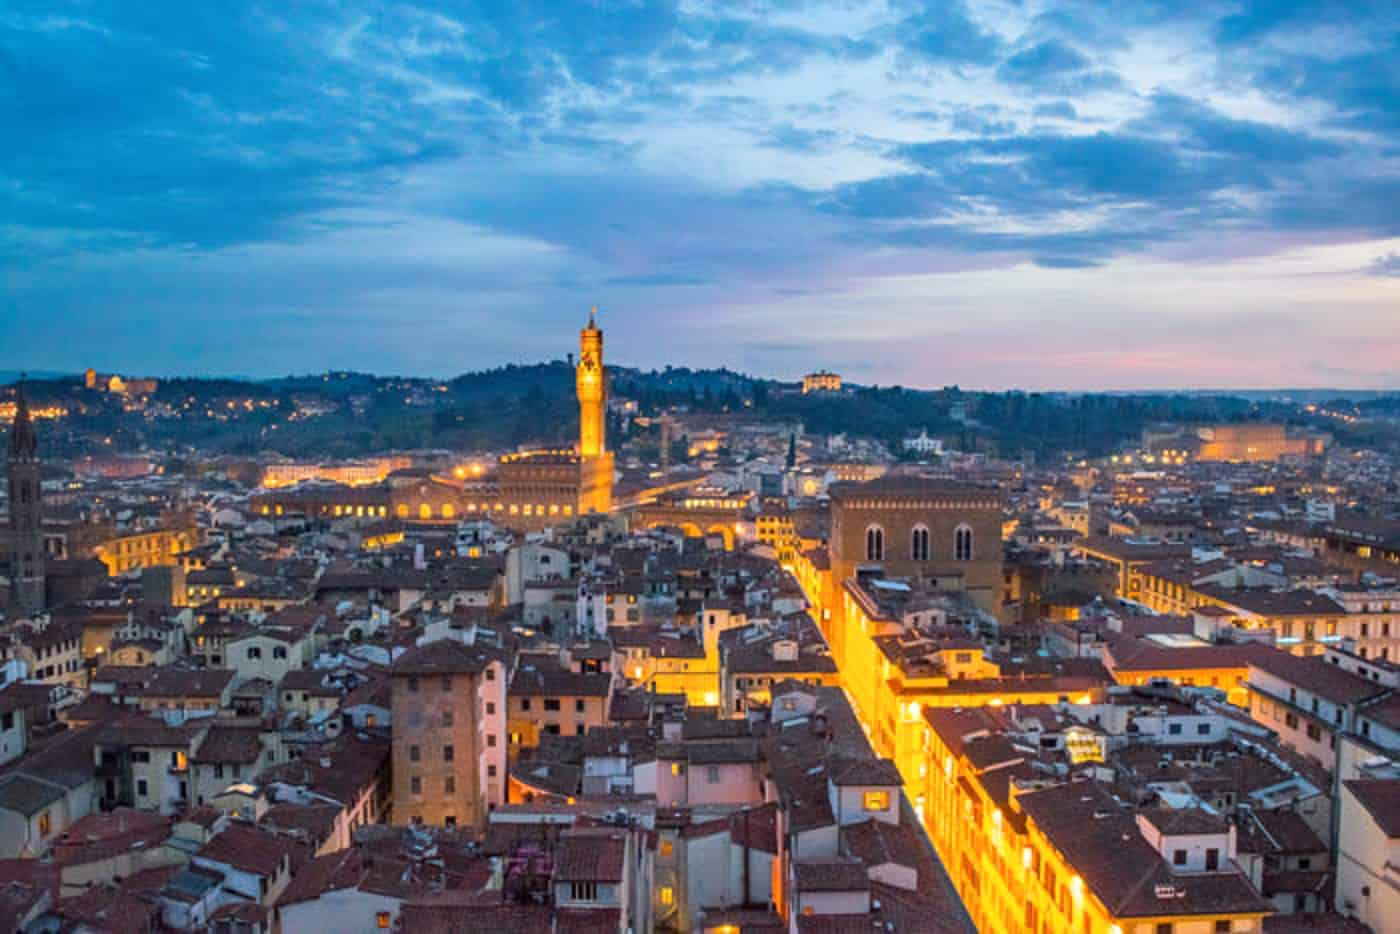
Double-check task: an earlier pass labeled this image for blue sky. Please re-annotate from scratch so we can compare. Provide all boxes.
[1,0,1397,389]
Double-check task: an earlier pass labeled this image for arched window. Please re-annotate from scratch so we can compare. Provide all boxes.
[441,504,456,519]
[865,524,885,561]
[954,524,974,562]
[911,525,930,561]
[419,503,432,520]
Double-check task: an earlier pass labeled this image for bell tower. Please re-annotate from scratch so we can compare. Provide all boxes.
[7,382,45,617]
[577,307,606,459]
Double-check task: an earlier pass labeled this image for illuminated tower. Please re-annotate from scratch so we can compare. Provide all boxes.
[577,308,606,459]
[7,383,45,616]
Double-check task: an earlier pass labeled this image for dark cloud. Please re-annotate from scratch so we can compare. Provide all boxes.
[995,39,1123,95]
[1365,253,1400,277]
[895,1,1003,65]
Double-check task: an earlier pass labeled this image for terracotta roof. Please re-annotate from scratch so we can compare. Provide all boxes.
[393,639,494,676]
[1345,779,1400,837]
[553,829,626,882]
[196,823,295,877]
[1249,653,1390,706]
[793,858,870,892]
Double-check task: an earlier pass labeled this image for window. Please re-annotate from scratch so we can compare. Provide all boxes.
[410,777,422,795]
[273,646,287,659]
[442,711,454,727]
[443,745,455,762]
[1206,848,1219,871]
[485,667,495,681]
[863,790,891,811]
[575,698,586,713]
[1168,723,1183,735]
[408,676,419,693]
[1215,923,1230,934]
[444,815,457,827]
[487,734,497,747]
[570,882,598,901]
[1197,723,1210,735]
[485,702,496,716]
[911,525,930,561]
[1157,925,1173,934]
[246,646,261,659]
[671,762,683,777]
[706,765,721,783]
[954,524,974,561]
[137,779,148,796]
[409,745,421,762]
[544,698,561,712]
[659,885,674,906]
[660,839,674,858]
[487,765,497,778]
[377,912,391,929]
[865,525,885,561]
[444,776,456,794]
[1173,849,1186,865]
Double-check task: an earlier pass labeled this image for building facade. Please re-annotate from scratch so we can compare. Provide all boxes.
[390,640,506,829]
[6,386,45,617]
[828,476,1003,615]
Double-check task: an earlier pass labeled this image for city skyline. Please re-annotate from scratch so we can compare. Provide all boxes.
[3,1,1398,389]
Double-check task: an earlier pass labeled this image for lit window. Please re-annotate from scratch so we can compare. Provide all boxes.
[863,790,890,811]
[377,911,390,929]
[660,885,674,906]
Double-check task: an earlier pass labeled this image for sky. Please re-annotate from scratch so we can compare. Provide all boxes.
[1,0,1397,391]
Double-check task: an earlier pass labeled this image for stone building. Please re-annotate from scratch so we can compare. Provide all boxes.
[6,385,45,617]
[389,639,507,829]
[828,476,1003,616]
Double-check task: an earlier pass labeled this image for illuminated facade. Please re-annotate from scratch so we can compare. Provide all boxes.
[917,714,1273,934]
[251,313,615,531]
[801,370,842,393]
[1195,424,1325,462]
[93,526,201,575]
[260,456,413,488]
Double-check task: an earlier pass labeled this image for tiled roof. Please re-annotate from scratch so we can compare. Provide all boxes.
[1345,779,1400,837]
[553,829,626,882]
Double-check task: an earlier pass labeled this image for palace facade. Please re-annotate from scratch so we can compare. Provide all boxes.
[253,312,615,531]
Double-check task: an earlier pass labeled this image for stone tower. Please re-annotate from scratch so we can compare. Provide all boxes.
[577,307,606,459]
[7,384,45,616]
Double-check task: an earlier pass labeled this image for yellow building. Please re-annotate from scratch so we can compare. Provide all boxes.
[919,708,1274,934]
[801,370,842,393]
[93,527,200,575]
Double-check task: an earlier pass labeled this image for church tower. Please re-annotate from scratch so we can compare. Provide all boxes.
[7,384,45,616]
[577,307,606,459]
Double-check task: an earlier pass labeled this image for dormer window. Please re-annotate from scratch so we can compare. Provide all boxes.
[863,790,890,811]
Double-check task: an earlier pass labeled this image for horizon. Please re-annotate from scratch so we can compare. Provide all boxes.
[3,363,1397,398]
[2,2,1398,389]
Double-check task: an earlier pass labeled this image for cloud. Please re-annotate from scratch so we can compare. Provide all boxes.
[1366,252,1400,277]
[895,1,1003,65]
[0,0,1396,387]
[995,39,1123,95]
